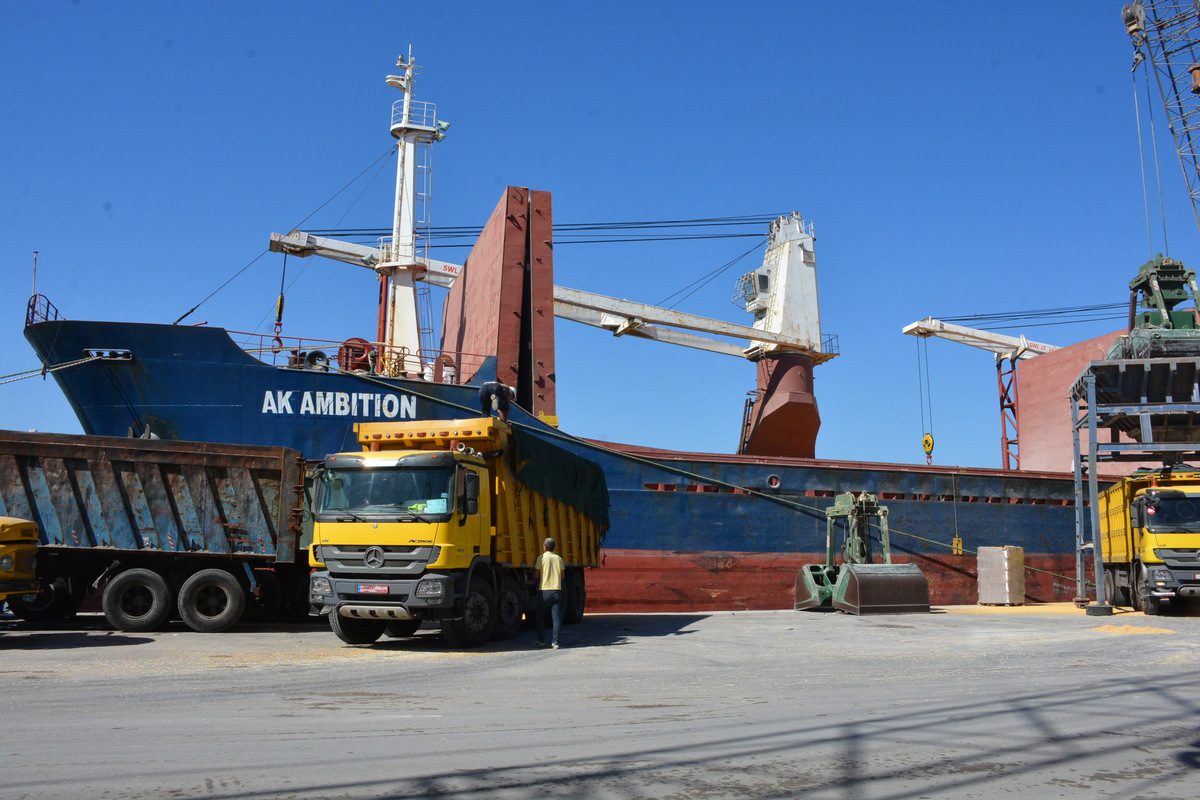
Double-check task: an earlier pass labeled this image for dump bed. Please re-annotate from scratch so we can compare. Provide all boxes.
[1100,471,1200,566]
[0,430,305,562]
[493,431,605,569]
[1098,477,1136,566]
[356,417,608,569]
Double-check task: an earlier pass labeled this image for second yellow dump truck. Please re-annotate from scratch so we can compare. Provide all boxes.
[1099,468,1200,614]
[308,417,608,646]
[0,517,39,608]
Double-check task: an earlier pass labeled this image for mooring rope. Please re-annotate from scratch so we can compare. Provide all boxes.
[323,363,1082,585]
[0,355,103,387]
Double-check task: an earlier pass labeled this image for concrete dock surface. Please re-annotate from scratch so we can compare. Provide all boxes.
[2,605,1198,799]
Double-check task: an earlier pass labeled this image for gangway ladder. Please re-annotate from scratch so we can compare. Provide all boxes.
[414,135,436,367]
[1070,356,1200,616]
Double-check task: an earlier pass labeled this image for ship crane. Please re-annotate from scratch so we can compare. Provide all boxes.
[271,219,832,361]
[271,54,836,459]
[271,51,831,371]
[902,317,1059,471]
[274,212,837,460]
[269,228,824,358]
[1124,1,1200,235]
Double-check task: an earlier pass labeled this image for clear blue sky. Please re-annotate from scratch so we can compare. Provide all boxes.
[2,1,1194,468]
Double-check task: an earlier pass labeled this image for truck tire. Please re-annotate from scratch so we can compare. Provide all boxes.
[384,620,421,638]
[1111,568,1131,607]
[1132,566,1162,616]
[102,569,173,632]
[178,569,246,633]
[493,578,522,641]
[8,577,77,623]
[564,569,586,625]
[330,611,385,644]
[442,577,496,648]
[1103,569,1120,608]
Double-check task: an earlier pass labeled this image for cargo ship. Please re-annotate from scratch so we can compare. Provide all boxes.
[22,52,1086,610]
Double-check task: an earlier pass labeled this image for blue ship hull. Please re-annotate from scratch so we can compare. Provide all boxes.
[25,318,1086,607]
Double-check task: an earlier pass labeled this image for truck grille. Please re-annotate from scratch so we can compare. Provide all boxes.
[1155,548,1200,567]
[324,545,434,576]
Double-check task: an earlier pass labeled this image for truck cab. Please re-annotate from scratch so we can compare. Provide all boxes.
[1127,487,1200,605]
[0,517,39,607]
[308,417,605,647]
[1100,471,1200,614]
[309,447,492,641]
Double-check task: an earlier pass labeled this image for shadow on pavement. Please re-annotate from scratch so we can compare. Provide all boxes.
[0,630,154,649]
[364,613,709,654]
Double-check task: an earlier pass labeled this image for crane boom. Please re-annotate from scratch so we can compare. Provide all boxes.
[902,317,1058,360]
[270,223,828,361]
[1125,1,1200,233]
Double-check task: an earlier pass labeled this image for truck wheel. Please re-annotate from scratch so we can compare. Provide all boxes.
[493,579,522,641]
[102,569,173,632]
[1103,569,1120,608]
[564,570,586,625]
[1132,567,1162,615]
[1111,569,1131,607]
[384,620,421,638]
[442,577,496,648]
[178,569,246,633]
[8,577,77,623]
[330,611,385,644]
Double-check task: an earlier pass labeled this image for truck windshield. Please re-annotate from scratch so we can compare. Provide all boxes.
[1146,495,1200,531]
[316,466,454,518]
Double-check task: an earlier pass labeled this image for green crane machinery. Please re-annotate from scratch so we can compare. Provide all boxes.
[794,492,930,615]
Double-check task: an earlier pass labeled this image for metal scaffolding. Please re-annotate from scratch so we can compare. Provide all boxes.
[1070,355,1200,615]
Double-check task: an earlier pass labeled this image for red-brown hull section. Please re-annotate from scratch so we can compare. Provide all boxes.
[587,549,1080,611]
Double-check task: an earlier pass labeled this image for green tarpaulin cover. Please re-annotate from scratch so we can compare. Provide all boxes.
[511,430,610,530]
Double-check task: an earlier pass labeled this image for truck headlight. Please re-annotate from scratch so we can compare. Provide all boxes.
[1151,568,1172,581]
[311,576,333,595]
[0,555,12,571]
[415,579,446,599]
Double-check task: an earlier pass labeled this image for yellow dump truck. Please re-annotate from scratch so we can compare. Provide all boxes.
[1099,469,1200,614]
[307,417,608,646]
[0,517,39,607]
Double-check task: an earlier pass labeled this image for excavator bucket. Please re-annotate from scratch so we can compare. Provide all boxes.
[794,564,829,610]
[831,563,930,615]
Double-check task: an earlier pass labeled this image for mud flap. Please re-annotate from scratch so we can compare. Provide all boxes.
[832,563,930,615]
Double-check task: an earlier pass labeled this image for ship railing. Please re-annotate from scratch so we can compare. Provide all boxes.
[230,330,489,386]
[392,99,437,131]
[25,294,60,327]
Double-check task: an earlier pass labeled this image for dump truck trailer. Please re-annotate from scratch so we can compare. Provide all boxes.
[1099,469,1200,614]
[308,417,608,647]
[0,430,307,632]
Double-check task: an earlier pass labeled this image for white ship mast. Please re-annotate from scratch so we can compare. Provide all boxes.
[377,47,449,371]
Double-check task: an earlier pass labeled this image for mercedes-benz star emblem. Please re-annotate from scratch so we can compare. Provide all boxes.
[364,546,385,569]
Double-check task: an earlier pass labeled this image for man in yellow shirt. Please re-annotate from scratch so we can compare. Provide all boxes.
[533,537,564,649]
